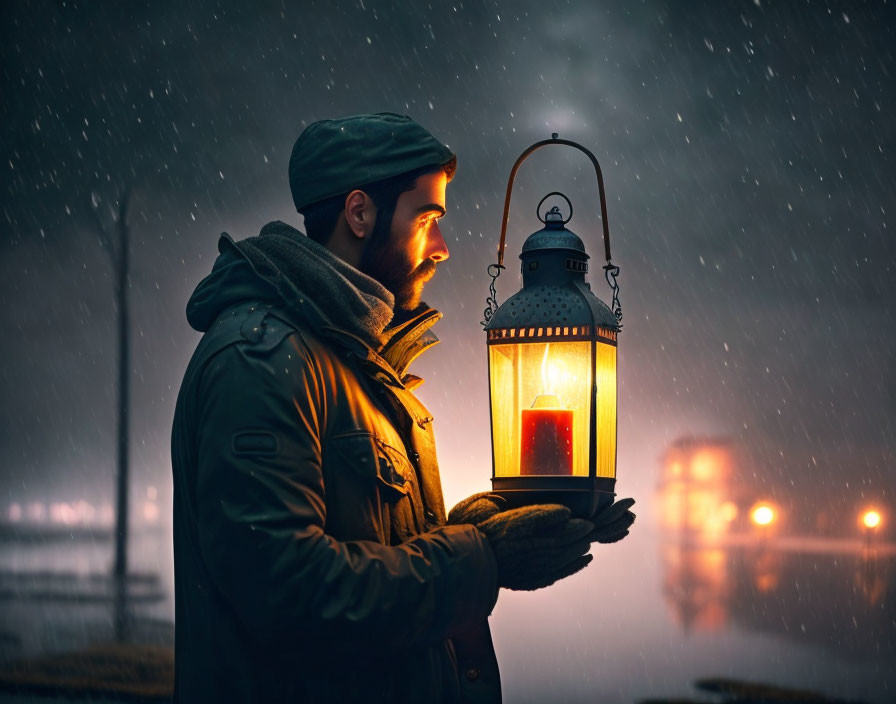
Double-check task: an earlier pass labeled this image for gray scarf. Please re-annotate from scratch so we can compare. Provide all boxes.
[233,220,395,350]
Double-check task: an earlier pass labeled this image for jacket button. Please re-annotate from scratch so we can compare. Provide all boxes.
[465,668,480,682]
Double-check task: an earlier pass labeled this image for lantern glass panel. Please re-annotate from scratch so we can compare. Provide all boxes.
[489,340,591,478]
[594,340,617,479]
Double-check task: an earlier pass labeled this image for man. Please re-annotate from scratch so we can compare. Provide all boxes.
[171,113,634,703]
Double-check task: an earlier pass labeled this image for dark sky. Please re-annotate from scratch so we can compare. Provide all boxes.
[2,0,894,518]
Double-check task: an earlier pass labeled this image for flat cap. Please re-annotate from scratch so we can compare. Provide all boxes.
[288,112,455,211]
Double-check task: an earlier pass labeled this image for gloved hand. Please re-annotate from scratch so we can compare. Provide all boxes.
[447,492,506,526]
[588,497,636,544]
[451,497,595,591]
[480,505,595,590]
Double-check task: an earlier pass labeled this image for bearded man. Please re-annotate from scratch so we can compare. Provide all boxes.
[171,113,634,703]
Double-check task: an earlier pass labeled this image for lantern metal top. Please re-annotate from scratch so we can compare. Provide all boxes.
[484,286,618,331]
[520,223,587,257]
[484,195,619,332]
[519,232,588,257]
[481,134,623,330]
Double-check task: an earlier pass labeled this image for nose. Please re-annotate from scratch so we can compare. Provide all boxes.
[428,222,450,262]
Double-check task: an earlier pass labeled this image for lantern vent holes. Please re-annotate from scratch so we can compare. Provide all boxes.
[486,324,616,343]
[491,285,592,327]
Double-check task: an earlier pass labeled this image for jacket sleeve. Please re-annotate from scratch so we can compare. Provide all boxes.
[193,332,498,652]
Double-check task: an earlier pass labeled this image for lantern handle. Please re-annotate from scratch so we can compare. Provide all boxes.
[496,133,614,268]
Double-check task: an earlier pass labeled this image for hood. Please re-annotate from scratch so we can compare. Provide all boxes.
[186,239,280,333]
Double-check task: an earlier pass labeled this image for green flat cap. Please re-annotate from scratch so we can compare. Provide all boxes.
[288,112,455,211]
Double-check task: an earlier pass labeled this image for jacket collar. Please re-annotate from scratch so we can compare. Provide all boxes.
[321,306,442,390]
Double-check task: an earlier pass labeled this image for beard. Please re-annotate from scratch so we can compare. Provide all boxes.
[361,216,438,311]
[364,249,436,311]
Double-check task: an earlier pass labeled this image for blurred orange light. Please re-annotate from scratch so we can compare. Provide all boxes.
[750,503,775,526]
[142,501,159,523]
[862,510,882,530]
[690,453,714,481]
[720,501,738,522]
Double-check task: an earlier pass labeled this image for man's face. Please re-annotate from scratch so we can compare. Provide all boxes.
[361,170,449,311]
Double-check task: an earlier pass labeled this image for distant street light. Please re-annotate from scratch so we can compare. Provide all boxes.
[860,508,883,551]
[750,503,776,527]
[862,510,881,530]
[749,501,778,547]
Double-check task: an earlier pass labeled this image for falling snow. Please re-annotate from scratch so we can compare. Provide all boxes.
[2,1,894,702]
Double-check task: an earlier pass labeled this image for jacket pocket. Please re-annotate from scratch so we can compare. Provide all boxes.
[326,430,420,544]
[330,430,411,502]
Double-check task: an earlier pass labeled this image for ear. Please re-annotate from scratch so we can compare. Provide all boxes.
[343,190,376,240]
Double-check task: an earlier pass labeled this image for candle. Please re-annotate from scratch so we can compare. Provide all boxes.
[520,394,573,475]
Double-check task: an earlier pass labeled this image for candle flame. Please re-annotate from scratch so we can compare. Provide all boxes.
[540,344,566,396]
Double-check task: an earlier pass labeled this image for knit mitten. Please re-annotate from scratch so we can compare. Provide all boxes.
[476,504,595,591]
[588,498,636,544]
[447,492,506,526]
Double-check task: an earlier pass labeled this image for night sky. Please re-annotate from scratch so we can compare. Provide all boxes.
[3,0,895,524]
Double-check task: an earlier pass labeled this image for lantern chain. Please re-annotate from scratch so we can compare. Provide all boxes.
[603,262,623,327]
[481,263,505,328]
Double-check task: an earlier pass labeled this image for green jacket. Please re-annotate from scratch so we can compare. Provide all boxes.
[171,225,501,703]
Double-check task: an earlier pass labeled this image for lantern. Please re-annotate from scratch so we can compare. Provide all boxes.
[481,134,623,518]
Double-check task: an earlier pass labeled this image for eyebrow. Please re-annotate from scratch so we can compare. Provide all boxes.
[415,203,447,217]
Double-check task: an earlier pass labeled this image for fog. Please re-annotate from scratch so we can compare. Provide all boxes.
[2,1,894,701]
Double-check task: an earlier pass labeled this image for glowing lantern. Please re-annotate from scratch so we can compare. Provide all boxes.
[481,134,623,517]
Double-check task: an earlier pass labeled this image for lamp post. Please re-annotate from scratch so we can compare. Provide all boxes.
[481,134,622,518]
[90,188,132,642]
[749,501,777,547]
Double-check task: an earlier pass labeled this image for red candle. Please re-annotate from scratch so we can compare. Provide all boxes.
[520,395,573,475]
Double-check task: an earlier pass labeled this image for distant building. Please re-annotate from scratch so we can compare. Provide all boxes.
[657,435,891,541]
[657,436,756,538]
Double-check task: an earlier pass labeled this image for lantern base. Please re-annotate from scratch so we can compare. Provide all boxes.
[490,476,616,519]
